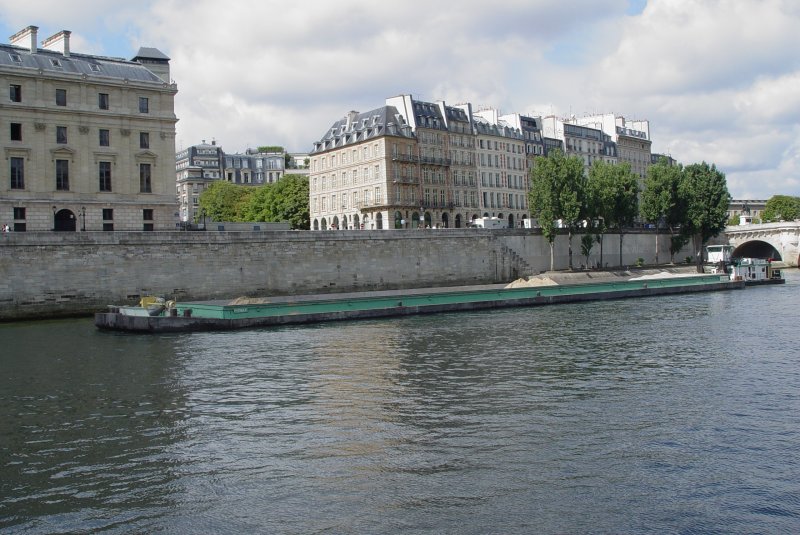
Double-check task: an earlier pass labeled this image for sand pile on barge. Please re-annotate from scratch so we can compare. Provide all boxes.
[506,266,703,288]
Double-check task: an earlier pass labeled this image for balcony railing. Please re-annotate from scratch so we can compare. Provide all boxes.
[391,153,418,163]
[418,156,451,166]
[392,177,419,185]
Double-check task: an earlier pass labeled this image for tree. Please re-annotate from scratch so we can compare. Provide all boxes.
[762,195,800,222]
[257,145,284,154]
[580,234,594,268]
[198,181,253,222]
[588,160,639,267]
[680,162,731,272]
[243,174,310,229]
[529,150,586,270]
[641,157,685,263]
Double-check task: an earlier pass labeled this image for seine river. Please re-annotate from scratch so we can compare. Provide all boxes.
[2,272,799,534]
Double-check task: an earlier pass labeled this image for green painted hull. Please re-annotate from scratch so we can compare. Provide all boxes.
[96,275,743,333]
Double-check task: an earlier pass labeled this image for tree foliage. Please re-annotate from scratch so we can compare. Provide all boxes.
[529,150,586,270]
[198,176,310,229]
[680,162,731,271]
[257,146,284,154]
[198,181,254,222]
[580,234,594,268]
[762,195,800,222]
[244,174,310,230]
[587,161,639,267]
[641,157,685,263]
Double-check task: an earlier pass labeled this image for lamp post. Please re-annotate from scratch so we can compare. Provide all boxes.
[80,206,86,232]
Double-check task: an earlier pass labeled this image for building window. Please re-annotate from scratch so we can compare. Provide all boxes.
[56,88,67,106]
[139,132,149,149]
[56,126,67,144]
[143,209,154,231]
[10,157,24,189]
[139,97,149,113]
[10,84,21,102]
[10,123,21,141]
[99,129,110,147]
[56,159,69,190]
[139,163,152,193]
[102,209,114,231]
[98,93,109,110]
[12,207,26,231]
[99,161,112,191]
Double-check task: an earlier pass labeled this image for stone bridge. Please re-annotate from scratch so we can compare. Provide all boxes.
[725,221,800,267]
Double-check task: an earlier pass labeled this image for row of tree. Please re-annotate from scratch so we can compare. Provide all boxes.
[197,174,310,230]
[762,195,800,222]
[529,150,731,272]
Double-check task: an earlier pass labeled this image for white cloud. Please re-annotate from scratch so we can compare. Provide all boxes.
[2,0,799,197]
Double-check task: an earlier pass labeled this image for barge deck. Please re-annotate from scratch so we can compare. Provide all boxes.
[95,273,743,333]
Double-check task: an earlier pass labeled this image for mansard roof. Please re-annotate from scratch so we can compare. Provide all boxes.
[311,105,415,154]
[473,116,523,140]
[0,43,166,84]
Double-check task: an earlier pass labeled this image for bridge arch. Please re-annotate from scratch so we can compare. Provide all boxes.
[731,240,782,261]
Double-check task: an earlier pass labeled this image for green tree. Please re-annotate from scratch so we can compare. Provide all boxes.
[198,181,253,222]
[762,195,800,222]
[641,157,685,263]
[257,145,284,153]
[580,234,594,268]
[244,174,310,229]
[680,162,731,272]
[529,150,586,270]
[588,161,639,267]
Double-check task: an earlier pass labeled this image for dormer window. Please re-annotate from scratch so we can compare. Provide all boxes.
[9,53,21,63]
[89,64,101,72]
[50,58,62,68]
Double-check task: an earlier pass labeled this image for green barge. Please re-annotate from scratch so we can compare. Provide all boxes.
[95,273,743,333]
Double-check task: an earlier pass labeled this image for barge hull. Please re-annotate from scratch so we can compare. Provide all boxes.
[95,276,744,333]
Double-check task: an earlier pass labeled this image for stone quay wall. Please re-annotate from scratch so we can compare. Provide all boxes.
[0,229,688,320]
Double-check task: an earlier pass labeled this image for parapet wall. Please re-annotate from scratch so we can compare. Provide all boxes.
[0,229,688,320]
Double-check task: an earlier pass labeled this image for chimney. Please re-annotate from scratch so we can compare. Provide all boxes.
[346,110,359,130]
[42,30,71,57]
[9,25,38,54]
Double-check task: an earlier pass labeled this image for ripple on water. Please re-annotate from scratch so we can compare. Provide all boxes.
[2,274,800,533]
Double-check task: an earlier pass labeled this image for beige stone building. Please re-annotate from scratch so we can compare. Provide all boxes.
[1,26,178,231]
[309,107,413,230]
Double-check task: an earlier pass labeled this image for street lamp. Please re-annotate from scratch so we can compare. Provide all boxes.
[80,206,86,232]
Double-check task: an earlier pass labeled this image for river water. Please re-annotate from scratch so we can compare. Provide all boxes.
[2,272,799,534]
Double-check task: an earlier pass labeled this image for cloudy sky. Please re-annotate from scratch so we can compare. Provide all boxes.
[2,0,799,198]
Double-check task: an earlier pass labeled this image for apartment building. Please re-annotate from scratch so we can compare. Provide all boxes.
[541,116,616,172]
[310,106,412,230]
[1,25,178,231]
[175,140,223,223]
[386,95,466,229]
[571,114,651,181]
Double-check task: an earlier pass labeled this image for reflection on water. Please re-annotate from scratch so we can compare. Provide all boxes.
[2,272,800,533]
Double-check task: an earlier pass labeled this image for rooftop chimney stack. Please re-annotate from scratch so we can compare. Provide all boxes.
[9,25,38,54]
[42,30,71,57]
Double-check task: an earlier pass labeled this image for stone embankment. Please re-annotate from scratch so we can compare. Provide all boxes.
[0,229,691,320]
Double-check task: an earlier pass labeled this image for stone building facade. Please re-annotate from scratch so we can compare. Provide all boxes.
[1,25,178,231]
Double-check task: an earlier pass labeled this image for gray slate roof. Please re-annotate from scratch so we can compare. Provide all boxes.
[0,43,166,84]
[312,106,415,154]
